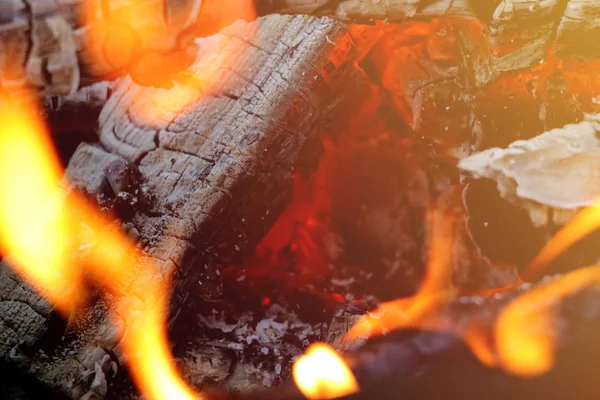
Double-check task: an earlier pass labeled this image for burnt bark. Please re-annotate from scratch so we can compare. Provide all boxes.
[0,14,377,398]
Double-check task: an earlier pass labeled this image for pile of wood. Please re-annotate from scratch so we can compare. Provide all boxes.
[1,1,600,399]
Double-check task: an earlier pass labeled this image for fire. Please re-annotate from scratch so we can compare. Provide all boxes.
[346,207,458,340]
[0,94,199,399]
[81,0,256,124]
[496,266,600,377]
[524,199,600,279]
[344,191,600,379]
[293,343,359,399]
[500,198,600,375]
[0,97,83,312]
[0,3,266,398]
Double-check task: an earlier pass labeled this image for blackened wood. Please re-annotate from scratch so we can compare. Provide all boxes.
[256,0,600,74]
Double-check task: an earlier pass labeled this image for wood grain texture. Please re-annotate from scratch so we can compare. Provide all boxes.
[256,0,600,71]
[1,0,599,96]
[0,14,375,398]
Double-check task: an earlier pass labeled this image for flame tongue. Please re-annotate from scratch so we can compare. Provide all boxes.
[346,207,458,340]
[496,266,600,377]
[0,92,199,398]
[0,97,84,313]
[293,343,359,400]
[524,200,600,279]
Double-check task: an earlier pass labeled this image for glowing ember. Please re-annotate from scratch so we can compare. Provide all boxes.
[0,94,199,399]
[293,343,359,399]
[496,266,600,377]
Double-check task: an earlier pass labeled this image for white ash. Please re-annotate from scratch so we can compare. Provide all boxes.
[183,304,327,392]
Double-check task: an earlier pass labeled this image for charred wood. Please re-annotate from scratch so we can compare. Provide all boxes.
[1,0,600,97]
[0,14,378,398]
[256,0,600,77]
[221,276,600,400]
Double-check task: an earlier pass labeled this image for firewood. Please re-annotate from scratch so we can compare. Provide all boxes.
[2,0,599,97]
[0,14,378,398]
[222,275,600,400]
[336,276,600,400]
[256,0,600,73]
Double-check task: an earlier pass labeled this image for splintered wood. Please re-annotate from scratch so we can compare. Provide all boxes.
[0,0,202,95]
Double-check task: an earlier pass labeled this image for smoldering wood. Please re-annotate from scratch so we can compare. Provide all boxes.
[0,14,378,398]
[256,0,600,77]
[338,281,600,400]
[1,0,600,97]
[222,277,600,400]
[366,16,600,153]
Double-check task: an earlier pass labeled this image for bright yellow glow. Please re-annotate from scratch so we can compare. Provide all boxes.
[0,95,199,399]
[293,343,359,399]
[524,200,600,279]
[0,98,82,312]
[496,266,600,377]
[82,0,257,125]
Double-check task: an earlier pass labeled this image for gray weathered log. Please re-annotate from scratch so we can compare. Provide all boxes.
[256,0,600,73]
[0,13,377,398]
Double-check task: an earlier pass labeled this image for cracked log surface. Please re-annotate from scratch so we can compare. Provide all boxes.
[0,14,375,398]
[0,0,202,96]
[2,0,600,96]
[257,0,600,73]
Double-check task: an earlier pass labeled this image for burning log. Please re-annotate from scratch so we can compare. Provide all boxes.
[0,14,380,398]
[1,2,600,399]
[337,269,600,400]
[2,0,600,98]
[201,269,600,400]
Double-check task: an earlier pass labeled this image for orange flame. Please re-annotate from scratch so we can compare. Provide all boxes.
[0,97,83,312]
[293,343,359,399]
[524,199,600,279]
[496,266,600,377]
[81,0,257,124]
[345,191,600,379]
[346,207,457,340]
[504,198,600,375]
[0,95,199,399]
